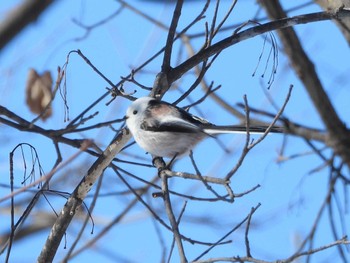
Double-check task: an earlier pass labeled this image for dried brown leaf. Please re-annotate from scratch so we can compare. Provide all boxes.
[25,68,53,121]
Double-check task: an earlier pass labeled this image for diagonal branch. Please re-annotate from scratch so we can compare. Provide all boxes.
[167,9,350,84]
[37,129,131,262]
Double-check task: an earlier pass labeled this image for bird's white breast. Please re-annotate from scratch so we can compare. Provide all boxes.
[133,128,204,158]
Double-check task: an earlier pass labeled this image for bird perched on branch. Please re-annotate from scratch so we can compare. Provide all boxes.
[126,97,283,158]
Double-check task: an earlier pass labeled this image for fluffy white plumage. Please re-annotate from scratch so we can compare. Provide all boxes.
[126,97,282,158]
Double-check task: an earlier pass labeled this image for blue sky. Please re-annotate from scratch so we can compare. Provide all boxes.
[1,1,349,262]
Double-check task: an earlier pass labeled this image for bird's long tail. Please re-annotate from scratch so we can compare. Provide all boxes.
[204,125,284,134]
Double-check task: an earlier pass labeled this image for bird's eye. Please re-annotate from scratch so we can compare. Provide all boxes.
[133,110,138,115]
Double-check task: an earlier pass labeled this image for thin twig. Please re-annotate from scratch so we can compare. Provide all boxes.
[248,85,292,149]
[188,151,230,201]
[192,203,261,262]
[224,95,251,180]
[0,141,91,203]
[245,206,257,257]
[225,85,292,180]
[164,170,229,185]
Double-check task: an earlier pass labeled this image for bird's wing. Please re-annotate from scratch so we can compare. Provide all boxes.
[142,99,207,133]
[141,116,203,133]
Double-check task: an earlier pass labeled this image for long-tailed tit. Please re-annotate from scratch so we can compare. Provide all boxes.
[126,97,283,158]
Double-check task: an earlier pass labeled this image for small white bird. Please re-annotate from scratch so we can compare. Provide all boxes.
[126,97,283,158]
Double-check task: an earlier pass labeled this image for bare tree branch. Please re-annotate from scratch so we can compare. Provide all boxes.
[162,0,184,73]
[0,0,55,51]
[37,130,131,262]
[167,9,350,85]
[154,157,187,263]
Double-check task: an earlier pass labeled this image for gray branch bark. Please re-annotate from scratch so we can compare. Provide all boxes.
[37,130,131,262]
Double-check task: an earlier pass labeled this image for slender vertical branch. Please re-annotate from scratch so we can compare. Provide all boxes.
[162,0,184,73]
[155,157,187,263]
